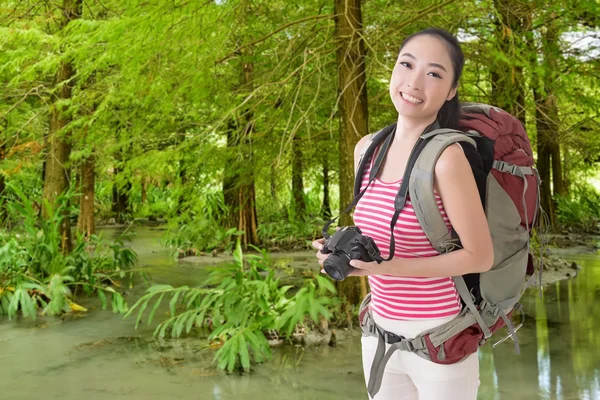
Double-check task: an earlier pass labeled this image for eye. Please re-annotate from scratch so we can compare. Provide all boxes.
[399,61,411,68]
[428,71,442,79]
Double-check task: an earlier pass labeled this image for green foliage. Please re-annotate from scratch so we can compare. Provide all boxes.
[257,219,322,249]
[555,184,600,232]
[125,240,338,372]
[0,184,136,319]
[164,221,243,254]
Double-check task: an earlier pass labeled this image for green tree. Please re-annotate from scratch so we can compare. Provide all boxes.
[41,0,83,252]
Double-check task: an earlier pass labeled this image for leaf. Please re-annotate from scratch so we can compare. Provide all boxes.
[233,239,243,269]
[185,311,197,333]
[238,334,251,372]
[147,293,165,326]
[175,315,186,338]
[245,331,265,363]
[68,301,88,312]
[169,290,181,316]
[19,289,37,319]
[8,289,22,319]
[227,335,239,372]
[316,275,337,294]
[156,319,174,338]
[135,299,149,329]
[146,284,174,293]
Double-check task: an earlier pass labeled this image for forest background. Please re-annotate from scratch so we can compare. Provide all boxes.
[0,0,599,371]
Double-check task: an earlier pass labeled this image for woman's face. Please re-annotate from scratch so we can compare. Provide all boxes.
[389,35,458,123]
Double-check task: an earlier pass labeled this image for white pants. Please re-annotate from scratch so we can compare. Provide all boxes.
[361,313,480,400]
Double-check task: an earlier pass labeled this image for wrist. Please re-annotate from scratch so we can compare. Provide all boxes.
[380,258,402,276]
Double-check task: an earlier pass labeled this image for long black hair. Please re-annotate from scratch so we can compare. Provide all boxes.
[399,28,464,130]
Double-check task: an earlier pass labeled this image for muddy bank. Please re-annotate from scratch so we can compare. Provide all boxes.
[536,233,600,285]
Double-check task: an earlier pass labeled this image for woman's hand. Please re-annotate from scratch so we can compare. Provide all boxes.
[311,238,328,269]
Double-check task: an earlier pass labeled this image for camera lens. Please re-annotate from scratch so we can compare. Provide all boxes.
[323,254,354,281]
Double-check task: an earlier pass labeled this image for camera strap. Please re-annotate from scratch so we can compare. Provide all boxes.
[322,121,439,261]
[383,136,432,261]
[321,128,396,239]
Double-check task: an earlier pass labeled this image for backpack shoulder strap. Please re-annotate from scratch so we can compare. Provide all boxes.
[408,130,477,253]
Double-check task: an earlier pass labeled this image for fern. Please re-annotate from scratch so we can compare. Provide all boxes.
[125,239,339,373]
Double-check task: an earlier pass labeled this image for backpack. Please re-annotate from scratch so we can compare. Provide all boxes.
[356,103,543,398]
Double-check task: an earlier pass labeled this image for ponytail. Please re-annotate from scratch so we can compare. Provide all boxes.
[437,93,461,130]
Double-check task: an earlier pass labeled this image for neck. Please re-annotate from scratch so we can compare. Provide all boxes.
[393,115,437,144]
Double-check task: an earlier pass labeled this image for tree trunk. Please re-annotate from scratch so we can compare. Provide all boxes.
[535,90,556,228]
[291,135,306,220]
[551,143,565,196]
[334,0,369,304]
[141,178,148,204]
[322,156,331,220]
[0,140,6,224]
[41,0,82,253]
[111,159,131,225]
[533,17,563,226]
[223,120,238,223]
[222,39,259,248]
[541,19,566,197]
[491,0,530,125]
[270,165,277,203]
[222,119,259,248]
[77,155,95,238]
[176,132,188,216]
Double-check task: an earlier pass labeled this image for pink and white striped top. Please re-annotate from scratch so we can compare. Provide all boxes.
[353,154,461,320]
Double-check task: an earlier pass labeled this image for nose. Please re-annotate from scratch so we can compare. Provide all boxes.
[407,75,423,91]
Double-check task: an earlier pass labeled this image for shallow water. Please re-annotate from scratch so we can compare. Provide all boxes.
[1,227,599,400]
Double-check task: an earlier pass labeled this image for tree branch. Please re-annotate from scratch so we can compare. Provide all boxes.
[216,14,334,64]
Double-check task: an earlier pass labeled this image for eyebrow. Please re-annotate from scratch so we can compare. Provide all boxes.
[400,53,447,72]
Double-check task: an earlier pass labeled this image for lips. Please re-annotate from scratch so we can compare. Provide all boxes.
[400,92,423,105]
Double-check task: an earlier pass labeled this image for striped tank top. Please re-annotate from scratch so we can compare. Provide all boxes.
[353,152,461,320]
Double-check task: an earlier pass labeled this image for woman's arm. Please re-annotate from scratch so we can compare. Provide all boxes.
[350,144,494,277]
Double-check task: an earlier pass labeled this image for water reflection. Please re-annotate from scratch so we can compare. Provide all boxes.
[479,255,600,400]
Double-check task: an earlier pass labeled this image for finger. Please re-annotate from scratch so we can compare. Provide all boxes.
[316,251,328,260]
[311,239,324,250]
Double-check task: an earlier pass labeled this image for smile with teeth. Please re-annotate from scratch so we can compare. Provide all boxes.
[401,92,423,105]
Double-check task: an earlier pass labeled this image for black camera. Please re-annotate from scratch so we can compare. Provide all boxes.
[320,226,383,281]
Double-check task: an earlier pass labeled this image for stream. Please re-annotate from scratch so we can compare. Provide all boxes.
[1,226,598,400]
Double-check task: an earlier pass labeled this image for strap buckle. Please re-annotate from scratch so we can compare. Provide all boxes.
[480,300,500,317]
[383,331,405,344]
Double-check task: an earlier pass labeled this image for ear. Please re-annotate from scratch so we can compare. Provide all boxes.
[446,85,458,101]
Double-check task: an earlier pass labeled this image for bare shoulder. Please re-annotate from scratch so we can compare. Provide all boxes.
[354,134,373,173]
[434,143,470,178]
[354,134,373,158]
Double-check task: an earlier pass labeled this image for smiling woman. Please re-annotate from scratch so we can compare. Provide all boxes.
[313,28,491,400]
[389,31,464,132]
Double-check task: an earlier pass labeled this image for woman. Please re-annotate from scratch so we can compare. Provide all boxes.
[313,28,494,400]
